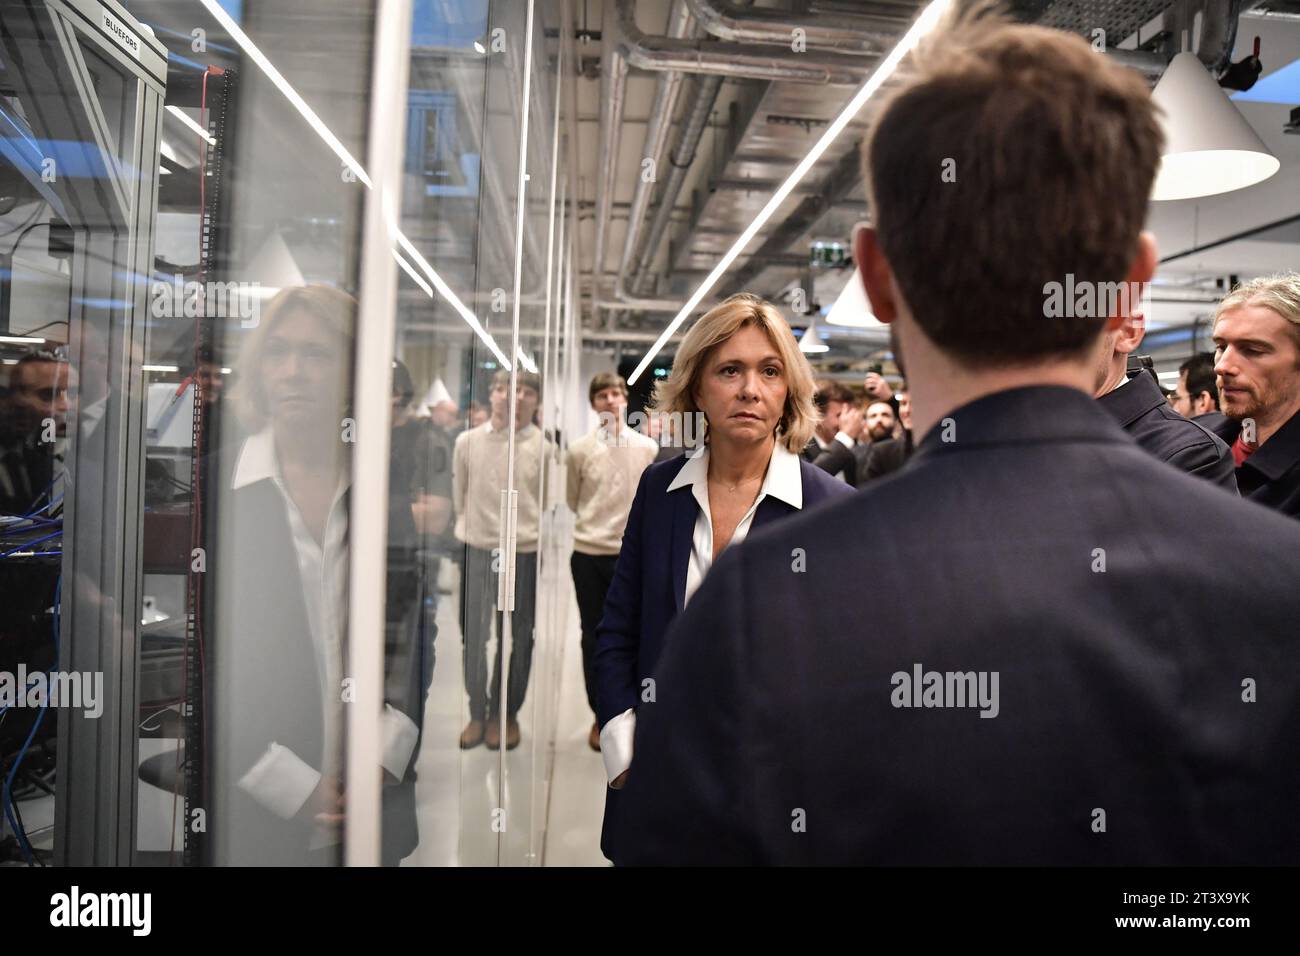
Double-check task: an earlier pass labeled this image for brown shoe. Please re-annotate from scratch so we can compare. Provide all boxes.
[505,717,521,750]
[484,717,502,750]
[588,722,601,752]
[459,719,485,749]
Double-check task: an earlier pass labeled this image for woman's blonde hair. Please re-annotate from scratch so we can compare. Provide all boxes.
[233,285,357,431]
[649,293,817,452]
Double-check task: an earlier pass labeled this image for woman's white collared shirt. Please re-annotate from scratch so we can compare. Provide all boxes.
[668,438,803,606]
[600,438,803,784]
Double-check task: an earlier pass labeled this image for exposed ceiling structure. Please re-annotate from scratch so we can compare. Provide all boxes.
[568,0,1300,380]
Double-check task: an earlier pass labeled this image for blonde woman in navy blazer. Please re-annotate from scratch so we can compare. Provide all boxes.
[593,293,853,863]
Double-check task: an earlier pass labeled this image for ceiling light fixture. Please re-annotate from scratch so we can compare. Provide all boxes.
[798,321,829,354]
[1151,51,1280,201]
[824,267,883,328]
[626,0,953,385]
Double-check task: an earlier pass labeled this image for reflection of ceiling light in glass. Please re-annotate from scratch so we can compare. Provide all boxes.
[197,0,515,368]
[627,0,953,385]
[798,322,829,353]
[473,39,486,54]
[825,269,883,328]
[1151,52,1279,201]
[165,105,216,147]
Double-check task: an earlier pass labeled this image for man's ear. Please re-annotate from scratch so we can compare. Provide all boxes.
[1128,231,1158,284]
[853,224,898,325]
[1115,311,1146,356]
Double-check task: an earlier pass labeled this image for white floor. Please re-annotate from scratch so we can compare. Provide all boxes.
[404,553,609,867]
[539,591,610,868]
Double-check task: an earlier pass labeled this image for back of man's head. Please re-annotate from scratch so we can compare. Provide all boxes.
[1179,352,1219,410]
[862,5,1163,366]
[813,380,855,413]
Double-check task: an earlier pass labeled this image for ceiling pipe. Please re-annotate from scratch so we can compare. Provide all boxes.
[560,0,586,323]
[1106,48,1171,83]
[719,141,864,297]
[629,73,725,296]
[614,0,874,86]
[685,0,897,55]
[616,0,697,302]
[591,19,628,297]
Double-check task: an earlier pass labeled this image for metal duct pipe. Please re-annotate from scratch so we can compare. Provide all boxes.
[1106,48,1171,83]
[615,0,873,86]
[720,144,863,297]
[685,0,896,55]
[591,22,628,290]
[629,72,724,296]
[617,0,696,289]
[560,0,585,317]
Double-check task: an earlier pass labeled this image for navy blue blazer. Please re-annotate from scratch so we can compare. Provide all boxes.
[593,449,853,729]
[619,386,1300,865]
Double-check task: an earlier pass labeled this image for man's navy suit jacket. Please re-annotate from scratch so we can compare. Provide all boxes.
[593,447,852,860]
[618,386,1300,865]
[1096,369,1236,490]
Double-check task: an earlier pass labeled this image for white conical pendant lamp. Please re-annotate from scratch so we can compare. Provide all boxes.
[1150,52,1279,201]
[798,320,829,353]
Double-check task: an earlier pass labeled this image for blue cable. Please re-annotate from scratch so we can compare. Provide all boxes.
[0,518,62,535]
[0,529,62,558]
[1,575,59,865]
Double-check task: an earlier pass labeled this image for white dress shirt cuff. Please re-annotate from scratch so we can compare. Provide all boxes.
[600,708,636,786]
[381,704,420,781]
[834,431,855,450]
[237,742,321,819]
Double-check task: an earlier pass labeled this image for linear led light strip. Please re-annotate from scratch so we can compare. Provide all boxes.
[198,0,513,366]
[626,0,953,386]
[165,105,216,147]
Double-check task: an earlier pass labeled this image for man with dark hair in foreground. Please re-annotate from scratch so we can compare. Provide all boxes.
[617,11,1300,865]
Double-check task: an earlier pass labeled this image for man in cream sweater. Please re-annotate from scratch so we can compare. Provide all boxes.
[453,370,549,751]
[566,374,658,750]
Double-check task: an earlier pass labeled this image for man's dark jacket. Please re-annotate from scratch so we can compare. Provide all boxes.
[618,386,1300,865]
[802,435,856,485]
[1212,408,1300,519]
[1097,370,1236,491]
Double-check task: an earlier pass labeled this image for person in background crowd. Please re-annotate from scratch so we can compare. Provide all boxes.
[1092,312,1236,489]
[861,387,913,484]
[617,9,1300,865]
[454,370,549,751]
[390,360,453,719]
[429,397,461,434]
[0,349,71,515]
[567,373,658,752]
[863,369,899,414]
[1210,273,1300,518]
[595,292,852,864]
[853,399,897,479]
[1171,352,1227,432]
[803,380,861,484]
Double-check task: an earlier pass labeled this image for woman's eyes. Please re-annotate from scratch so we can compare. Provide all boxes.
[718,365,781,377]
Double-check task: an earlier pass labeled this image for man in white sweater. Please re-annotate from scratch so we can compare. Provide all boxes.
[453,370,548,751]
[566,374,658,750]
